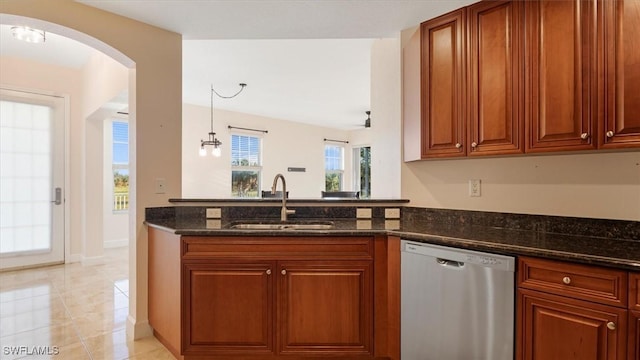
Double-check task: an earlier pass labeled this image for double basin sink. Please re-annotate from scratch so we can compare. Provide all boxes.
[227,221,335,231]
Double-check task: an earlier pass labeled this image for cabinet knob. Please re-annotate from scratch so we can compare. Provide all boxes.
[281,269,287,275]
[607,322,616,331]
[562,276,571,285]
[606,130,615,138]
[471,142,478,148]
[266,269,271,275]
[580,133,589,140]
[455,143,462,149]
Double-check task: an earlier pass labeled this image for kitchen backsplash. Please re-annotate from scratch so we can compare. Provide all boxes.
[401,207,640,242]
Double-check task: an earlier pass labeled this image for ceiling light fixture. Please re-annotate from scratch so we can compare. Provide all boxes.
[11,26,46,43]
[364,111,371,128]
[200,83,247,157]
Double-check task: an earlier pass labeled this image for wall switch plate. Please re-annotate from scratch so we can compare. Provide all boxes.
[469,179,481,197]
[385,208,401,219]
[206,208,222,219]
[155,178,166,194]
[356,208,372,219]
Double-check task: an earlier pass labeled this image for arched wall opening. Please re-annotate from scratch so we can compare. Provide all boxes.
[1,1,182,341]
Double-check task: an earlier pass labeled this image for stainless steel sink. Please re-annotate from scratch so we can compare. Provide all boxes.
[229,222,334,230]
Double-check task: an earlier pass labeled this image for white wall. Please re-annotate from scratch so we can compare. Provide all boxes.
[3,0,183,340]
[399,28,640,221]
[182,104,352,198]
[82,51,130,261]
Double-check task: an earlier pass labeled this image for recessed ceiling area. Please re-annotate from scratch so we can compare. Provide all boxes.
[4,1,479,129]
[183,39,374,129]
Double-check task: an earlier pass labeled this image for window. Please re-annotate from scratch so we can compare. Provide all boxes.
[325,145,344,191]
[112,120,129,211]
[353,146,371,198]
[231,134,261,197]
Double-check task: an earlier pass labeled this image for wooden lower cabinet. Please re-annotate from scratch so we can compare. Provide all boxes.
[278,261,373,356]
[517,257,631,360]
[631,311,640,360]
[166,235,394,360]
[518,288,627,360]
[182,262,275,356]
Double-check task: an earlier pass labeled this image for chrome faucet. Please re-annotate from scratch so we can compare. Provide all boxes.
[271,173,295,221]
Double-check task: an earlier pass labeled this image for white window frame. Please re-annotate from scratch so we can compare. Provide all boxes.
[352,145,371,198]
[324,144,344,191]
[112,119,129,212]
[231,132,263,198]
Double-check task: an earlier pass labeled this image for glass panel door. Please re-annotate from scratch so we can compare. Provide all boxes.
[0,89,65,269]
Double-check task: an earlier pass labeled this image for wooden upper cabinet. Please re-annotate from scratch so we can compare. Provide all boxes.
[467,0,524,156]
[421,9,466,158]
[601,0,640,148]
[525,0,598,152]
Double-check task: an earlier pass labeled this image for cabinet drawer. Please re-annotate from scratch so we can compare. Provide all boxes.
[518,257,628,308]
[182,236,374,260]
[630,273,640,311]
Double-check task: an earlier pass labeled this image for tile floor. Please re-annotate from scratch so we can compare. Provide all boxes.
[0,248,175,359]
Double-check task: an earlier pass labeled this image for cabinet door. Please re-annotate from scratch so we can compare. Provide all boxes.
[421,9,466,158]
[182,262,275,355]
[525,0,598,152]
[468,0,524,156]
[630,311,640,360]
[601,0,640,148]
[278,261,373,356]
[518,288,627,360]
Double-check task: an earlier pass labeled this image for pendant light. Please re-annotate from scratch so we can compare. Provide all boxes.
[200,83,247,157]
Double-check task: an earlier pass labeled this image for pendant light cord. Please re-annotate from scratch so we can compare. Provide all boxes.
[210,83,247,132]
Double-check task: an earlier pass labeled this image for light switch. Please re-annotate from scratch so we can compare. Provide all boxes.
[154,178,166,194]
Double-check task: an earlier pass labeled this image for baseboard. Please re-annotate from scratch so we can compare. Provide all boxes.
[127,315,153,340]
[104,239,129,248]
[66,253,82,264]
[81,255,104,266]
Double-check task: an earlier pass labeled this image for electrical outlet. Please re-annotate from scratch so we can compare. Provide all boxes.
[385,208,401,219]
[469,179,481,197]
[155,178,166,194]
[206,208,222,218]
[356,208,372,219]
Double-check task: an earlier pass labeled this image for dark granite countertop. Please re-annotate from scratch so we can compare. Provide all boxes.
[145,216,640,271]
[169,198,410,205]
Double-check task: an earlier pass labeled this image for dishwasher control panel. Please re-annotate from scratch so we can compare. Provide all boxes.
[402,240,515,272]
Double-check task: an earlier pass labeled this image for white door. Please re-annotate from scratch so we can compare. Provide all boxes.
[0,88,65,270]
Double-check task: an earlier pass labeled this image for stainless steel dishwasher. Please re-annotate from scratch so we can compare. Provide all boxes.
[401,240,515,360]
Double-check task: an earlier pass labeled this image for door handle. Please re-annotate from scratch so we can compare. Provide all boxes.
[52,187,62,205]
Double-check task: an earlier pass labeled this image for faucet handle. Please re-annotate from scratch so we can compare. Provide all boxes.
[286,209,296,215]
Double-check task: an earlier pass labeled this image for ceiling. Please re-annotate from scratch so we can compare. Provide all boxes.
[2,0,477,129]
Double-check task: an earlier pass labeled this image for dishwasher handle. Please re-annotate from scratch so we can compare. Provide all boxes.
[436,258,465,268]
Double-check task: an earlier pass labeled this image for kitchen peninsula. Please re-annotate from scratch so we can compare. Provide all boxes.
[146,202,640,360]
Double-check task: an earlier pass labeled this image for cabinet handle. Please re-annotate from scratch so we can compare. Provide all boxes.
[580,133,589,140]
[606,130,615,138]
[266,269,271,275]
[562,276,571,285]
[607,322,616,331]
[455,143,462,149]
[471,142,478,149]
[281,269,287,275]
